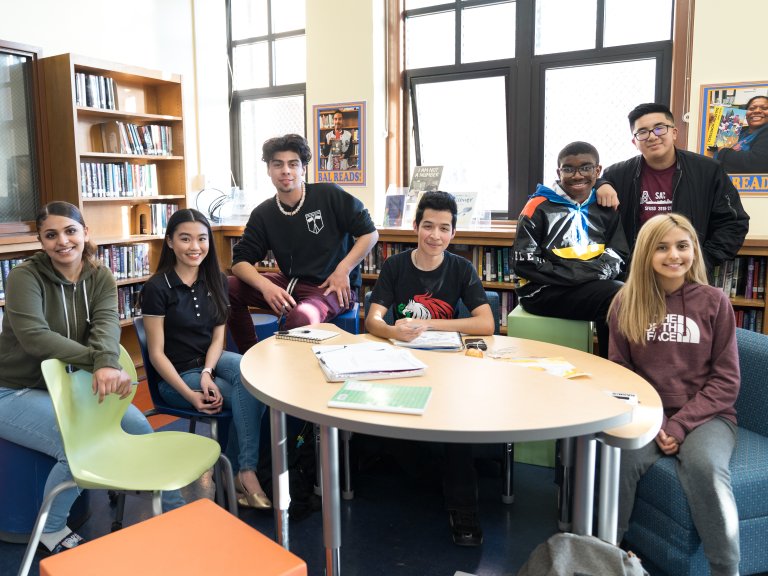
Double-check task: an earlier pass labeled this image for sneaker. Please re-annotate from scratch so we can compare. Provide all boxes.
[448,509,483,547]
[48,531,85,554]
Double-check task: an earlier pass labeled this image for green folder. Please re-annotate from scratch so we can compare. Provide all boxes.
[328,380,432,415]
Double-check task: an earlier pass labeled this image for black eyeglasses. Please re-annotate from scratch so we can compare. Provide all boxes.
[633,124,674,141]
[559,165,597,176]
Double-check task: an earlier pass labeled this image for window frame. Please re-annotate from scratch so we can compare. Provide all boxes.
[398,0,684,218]
[0,38,48,234]
[226,0,307,191]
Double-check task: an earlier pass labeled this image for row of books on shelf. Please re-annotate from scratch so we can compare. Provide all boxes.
[118,284,143,320]
[0,285,142,324]
[100,121,174,156]
[0,257,25,301]
[361,242,515,284]
[133,203,180,236]
[712,256,765,300]
[96,243,151,280]
[244,241,516,287]
[75,72,117,110]
[80,161,159,198]
[735,308,763,333]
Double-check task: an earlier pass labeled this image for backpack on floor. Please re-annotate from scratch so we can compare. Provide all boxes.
[517,533,649,576]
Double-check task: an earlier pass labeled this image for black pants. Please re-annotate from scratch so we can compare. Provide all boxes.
[519,280,622,358]
[443,443,478,511]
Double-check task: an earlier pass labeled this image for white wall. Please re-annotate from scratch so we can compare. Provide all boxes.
[687,0,768,234]
[306,0,387,217]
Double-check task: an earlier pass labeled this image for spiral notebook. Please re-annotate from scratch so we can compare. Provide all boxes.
[274,327,339,343]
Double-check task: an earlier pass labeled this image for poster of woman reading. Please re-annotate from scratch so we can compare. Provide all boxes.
[700,81,768,194]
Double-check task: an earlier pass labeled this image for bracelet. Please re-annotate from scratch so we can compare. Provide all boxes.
[201,367,214,378]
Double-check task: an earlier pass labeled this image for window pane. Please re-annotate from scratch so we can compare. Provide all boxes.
[233,42,270,90]
[405,0,446,9]
[274,36,306,85]
[272,0,305,34]
[462,2,516,63]
[542,59,657,183]
[535,0,597,55]
[414,76,508,213]
[231,0,267,40]
[0,52,40,222]
[240,96,305,205]
[603,0,673,47]
[405,12,455,69]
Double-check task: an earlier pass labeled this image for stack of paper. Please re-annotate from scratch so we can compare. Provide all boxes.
[312,342,427,382]
[390,330,464,351]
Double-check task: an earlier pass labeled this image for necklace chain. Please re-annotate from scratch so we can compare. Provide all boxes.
[275,181,306,216]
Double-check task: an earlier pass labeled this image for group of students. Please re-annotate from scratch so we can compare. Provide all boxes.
[0,105,751,574]
[513,102,748,576]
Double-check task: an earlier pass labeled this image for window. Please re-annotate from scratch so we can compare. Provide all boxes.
[0,40,45,233]
[403,0,676,217]
[228,0,306,206]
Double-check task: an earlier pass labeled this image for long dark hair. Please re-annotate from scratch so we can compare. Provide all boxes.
[154,208,229,324]
[36,201,98,265]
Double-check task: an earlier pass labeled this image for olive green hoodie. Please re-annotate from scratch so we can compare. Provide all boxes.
[0,251,121,390]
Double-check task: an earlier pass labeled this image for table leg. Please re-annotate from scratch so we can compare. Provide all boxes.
[320,424,341,576]
[597,443,621,544]
[572,435,596,535]
[270,407,290,549]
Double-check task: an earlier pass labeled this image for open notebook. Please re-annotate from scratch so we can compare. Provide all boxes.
[389,330,464,351]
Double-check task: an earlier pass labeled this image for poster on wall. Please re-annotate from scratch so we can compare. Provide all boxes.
[699,81,768,195]
[313,101,365,186]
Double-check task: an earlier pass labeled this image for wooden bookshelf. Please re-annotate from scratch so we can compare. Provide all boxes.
[27,53,188,363]
[211,224,768,336]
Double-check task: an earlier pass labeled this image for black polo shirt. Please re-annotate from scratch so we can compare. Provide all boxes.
[141,270,228,368]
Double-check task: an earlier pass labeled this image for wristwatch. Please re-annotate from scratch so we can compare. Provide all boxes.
[201,367,214,378]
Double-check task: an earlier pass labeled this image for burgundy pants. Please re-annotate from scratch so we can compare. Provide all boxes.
[227,272,357,353]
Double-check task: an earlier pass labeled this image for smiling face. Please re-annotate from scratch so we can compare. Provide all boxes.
[632,112,678,169]
[651,226,694,293]
[746,97,768,130]
[167,221,209,271]
[333,112,344,131]
[38,214,89,276]
[414,208,455,258]
[557,153,601,203]
[267,150,306,196]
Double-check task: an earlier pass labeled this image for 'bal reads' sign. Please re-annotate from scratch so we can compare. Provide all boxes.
[313,101,366,186]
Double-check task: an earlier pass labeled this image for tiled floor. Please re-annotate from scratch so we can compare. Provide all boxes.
[0,424,564,576]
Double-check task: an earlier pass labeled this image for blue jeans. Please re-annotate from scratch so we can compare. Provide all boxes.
[158,351,265,474]
[0,386,185,533]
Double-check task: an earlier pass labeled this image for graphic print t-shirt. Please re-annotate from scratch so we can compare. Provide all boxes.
[639,163,675,225]
[369,249,488,321]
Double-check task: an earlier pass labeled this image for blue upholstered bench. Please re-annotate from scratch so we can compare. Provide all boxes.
[0,438,90,543]
[625,328,768,576]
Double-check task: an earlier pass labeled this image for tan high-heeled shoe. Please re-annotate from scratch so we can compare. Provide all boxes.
[235,474,271,509]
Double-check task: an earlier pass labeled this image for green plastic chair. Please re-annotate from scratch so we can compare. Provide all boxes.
[18,346,237,576]
[507,305,594,531]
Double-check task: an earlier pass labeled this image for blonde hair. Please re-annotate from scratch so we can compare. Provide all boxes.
[609,214,708,344]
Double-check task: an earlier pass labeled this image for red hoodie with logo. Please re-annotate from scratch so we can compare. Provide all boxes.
[609,282,739,443]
